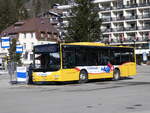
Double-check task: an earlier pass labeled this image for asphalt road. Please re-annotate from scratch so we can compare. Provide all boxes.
[0,65,150,113]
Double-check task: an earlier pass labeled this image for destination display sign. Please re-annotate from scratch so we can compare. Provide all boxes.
[34,44,59,53]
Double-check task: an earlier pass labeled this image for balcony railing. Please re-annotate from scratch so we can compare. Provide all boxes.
[124,27,137,31]
[137,14,150,19]
[102,14,150,23]
[99,7,112,11]
[137,26,150,30]
[103,17,111,22]
[125,15,137,20]
[138,3,150,7]
[102,37,150,44]
[124,4,137,8]
[106,29,112,32]
[112,27,124,32]
[103,27,136,32]
[111,16,124,21]
[100,4,138,11]
[137,15,143,19]
[123,38,135,42]
[143,14,150,18]
[102,25,150,32]
[101,28,111,32]
[99,3,150,12]
[111,17,116,21]
[117,16,124,21]
[142,36,149,41]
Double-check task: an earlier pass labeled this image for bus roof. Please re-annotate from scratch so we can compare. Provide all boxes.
[61,42,133,48]
[62,42,105,46]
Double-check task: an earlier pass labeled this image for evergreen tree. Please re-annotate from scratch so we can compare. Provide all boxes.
[41,0,49,12]
[32,0,42,17]
[0,0,17,32]
[14,0,29,20]
[31,0,67,17]
[8,38,22,65]
[49,0,68,7]
[0,0,28,32]
[65,0,102,42]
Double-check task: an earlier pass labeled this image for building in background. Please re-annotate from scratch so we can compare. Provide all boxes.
[38,3,75,40]
[1,0,150,65]
[0,17,60,65]
[38,0,150,64]
[94,0,150,64]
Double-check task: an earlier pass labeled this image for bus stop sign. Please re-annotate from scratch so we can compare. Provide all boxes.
[16,67,27,82]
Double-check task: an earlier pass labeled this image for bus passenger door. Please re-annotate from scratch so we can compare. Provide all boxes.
[61,46,79,81]
[128,50,136,76]
[120,48,135,77]
[111,48,129,77]
[128,62,136,76]
[120,63,129,77]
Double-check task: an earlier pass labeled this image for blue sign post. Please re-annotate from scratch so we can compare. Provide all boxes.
[16,45,23,53]
[1,37,10,48]
[16,67,27,83]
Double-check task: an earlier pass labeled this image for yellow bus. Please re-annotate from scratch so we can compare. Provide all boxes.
[29,42,136,84]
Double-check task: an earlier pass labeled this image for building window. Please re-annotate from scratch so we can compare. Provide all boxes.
[41,33,44,37]
[31,42,34,47]
[48,33,51,38]
[30,54,34,60]
[24,33,26,38]
[31,33,34,38]
[24,43,26,49]
[41,32,45,38]
[23,52,28,60]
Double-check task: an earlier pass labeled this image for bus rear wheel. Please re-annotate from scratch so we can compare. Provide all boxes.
[78,70,88,84]
[113,69,120,81]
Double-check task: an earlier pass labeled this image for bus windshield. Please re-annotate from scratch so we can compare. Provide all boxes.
[33,44,60,72]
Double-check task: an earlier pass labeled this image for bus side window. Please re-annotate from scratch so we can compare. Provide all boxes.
[63,51,75,69]
[120,48,132,64]
[87,50,98,66]
[111,48,122,65]
[76,48,87,66]
[103,56,109,65]
[98,48,110,65]
[109,51,115,65]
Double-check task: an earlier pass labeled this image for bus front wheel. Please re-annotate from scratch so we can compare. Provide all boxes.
[78,70,88,83]
[113,69,120,81]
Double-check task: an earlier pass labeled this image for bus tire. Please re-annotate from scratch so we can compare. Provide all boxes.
[78,70,88,84]
[113,69,120,81]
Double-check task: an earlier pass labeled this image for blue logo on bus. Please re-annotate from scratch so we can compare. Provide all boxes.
[101,63,114,73]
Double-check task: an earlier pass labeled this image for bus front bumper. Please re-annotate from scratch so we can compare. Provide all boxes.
[32,72,61,82]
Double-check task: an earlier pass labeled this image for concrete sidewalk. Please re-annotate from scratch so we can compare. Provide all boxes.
[127,111,150,113]
[0,70,8,75]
